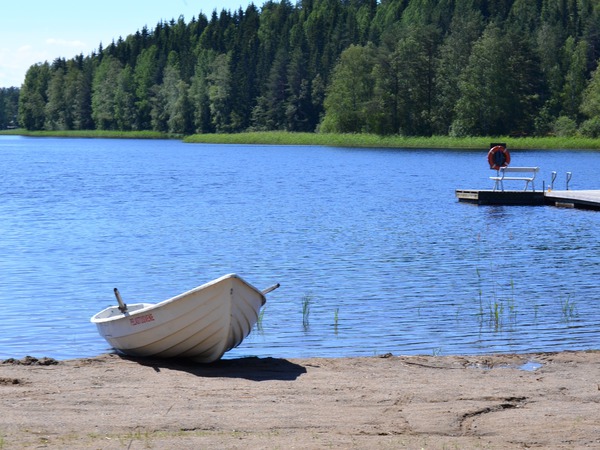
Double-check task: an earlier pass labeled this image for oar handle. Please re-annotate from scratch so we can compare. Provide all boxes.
[114,288,128,313]
[261,283,280,295]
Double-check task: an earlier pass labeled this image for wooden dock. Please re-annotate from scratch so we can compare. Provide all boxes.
[545,190,600,210]
[456,189,600,211]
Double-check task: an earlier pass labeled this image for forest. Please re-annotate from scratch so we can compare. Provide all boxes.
[3,0,600,137]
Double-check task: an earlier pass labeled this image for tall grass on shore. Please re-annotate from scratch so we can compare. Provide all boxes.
[1,129,177,139]
[184,132,600,150]
[3,129,600,150]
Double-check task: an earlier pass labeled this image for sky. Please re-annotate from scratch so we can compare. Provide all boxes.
[0,0,250,88]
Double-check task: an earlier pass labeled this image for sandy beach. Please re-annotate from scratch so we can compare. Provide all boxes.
[1,351,599,449]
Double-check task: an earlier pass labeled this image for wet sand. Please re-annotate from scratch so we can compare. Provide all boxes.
[1,351,599,449]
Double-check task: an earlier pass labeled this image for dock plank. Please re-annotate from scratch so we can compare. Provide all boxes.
[545,190,600,202]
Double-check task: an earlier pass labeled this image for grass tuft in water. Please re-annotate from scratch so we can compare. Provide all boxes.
[333,307,339,334]
[560,295,578,321]
[302,293,313,330]
[476,268,484,319]
[476,267,518,332]
[489,301,504,331]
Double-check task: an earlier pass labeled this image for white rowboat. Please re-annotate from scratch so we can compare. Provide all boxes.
[91,274,279,363]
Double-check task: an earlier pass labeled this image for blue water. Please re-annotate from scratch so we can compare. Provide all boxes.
[0,136,599,360]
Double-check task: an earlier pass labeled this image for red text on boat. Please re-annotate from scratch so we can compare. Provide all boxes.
[129,314,155,326]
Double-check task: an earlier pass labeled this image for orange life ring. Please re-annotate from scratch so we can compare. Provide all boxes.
[487,145,511,170]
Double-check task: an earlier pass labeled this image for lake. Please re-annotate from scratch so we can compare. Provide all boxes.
[0,136,599,360]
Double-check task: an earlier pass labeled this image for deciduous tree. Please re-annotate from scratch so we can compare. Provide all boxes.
[18,63,51,130]
[320,44,377,133]
[91,56,123,130]
[207,53,233,133]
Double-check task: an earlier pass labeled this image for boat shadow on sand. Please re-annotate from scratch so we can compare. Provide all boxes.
[121,355,307,382]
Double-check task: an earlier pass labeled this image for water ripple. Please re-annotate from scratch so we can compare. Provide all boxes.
[0,137,599,359]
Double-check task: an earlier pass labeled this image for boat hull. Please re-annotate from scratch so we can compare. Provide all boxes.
[91,274,266,363]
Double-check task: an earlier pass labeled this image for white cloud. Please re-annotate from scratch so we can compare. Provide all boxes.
[0,45,36,87]
[0,43,54,87]
[45,38,87,48]
[0,38,92,87]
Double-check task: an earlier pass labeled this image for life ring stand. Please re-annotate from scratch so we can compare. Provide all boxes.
[488,145,511,170]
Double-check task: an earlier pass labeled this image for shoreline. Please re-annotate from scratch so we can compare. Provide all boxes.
[3,129,600,150]
[2,350,599,449]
